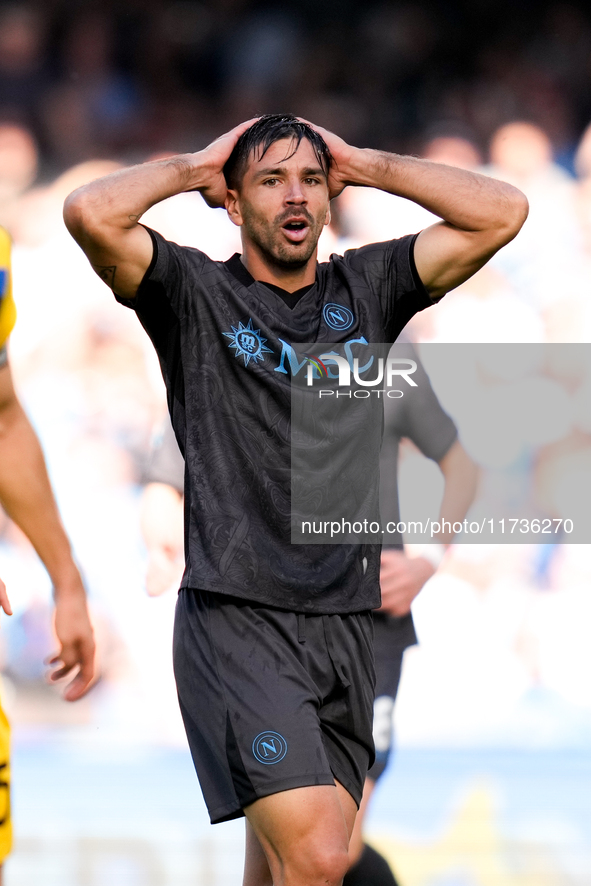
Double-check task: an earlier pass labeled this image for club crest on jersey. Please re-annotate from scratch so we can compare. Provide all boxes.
[323,303,354,331]
[223,318,273,367]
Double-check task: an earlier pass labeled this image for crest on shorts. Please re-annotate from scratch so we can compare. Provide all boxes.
[252,731,288,764]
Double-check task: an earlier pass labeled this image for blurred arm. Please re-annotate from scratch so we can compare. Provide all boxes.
[379,440,478,617]
[0,362,95,700]
[140,482,184,597]
[435,438,479,543]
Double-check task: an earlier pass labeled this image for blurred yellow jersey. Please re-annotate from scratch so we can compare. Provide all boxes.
[0,227,16,352]
[0,227,14,858]
[0,704,10,861]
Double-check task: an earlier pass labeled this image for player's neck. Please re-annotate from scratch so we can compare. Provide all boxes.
[240,244,317,293]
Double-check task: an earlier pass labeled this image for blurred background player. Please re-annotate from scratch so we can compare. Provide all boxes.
[140,339,478,886]
[345,340,478,886]
[140,417,184,598]
[0,225,95,882]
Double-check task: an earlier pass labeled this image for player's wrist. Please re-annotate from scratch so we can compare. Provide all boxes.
[177,152,220,193]
[335,146,376,187]
[405,542,447,572]
[49,563,87,601]
[343,147,402,189]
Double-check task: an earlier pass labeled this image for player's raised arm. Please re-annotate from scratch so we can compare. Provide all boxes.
[63,119,257,301]
[308,123,529,301]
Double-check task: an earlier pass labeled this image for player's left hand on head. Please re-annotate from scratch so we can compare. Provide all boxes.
[378,549,435,617]
[47,593,97,701]
[297,118,356,199]
[0,576,13,617]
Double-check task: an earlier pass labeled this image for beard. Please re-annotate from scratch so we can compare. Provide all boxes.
[241,204,324,270]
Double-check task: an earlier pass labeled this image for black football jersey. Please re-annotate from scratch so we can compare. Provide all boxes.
[117,227,432,613]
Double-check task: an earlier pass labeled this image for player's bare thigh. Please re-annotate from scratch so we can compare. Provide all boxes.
[243,781,357,886]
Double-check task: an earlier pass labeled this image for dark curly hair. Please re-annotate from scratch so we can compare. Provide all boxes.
[223,114,333,190]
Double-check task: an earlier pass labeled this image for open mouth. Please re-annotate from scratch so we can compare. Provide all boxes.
[282,219,309,242]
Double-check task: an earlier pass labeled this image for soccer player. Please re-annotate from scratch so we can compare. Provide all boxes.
[64,114,527,886]
[140,342,478,886]
[0,226,96,880]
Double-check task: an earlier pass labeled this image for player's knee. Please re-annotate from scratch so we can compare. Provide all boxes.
[299,844,350,886]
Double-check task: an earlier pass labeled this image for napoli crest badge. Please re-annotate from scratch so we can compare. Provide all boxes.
[323,303,354,331]
[252,731,288,765]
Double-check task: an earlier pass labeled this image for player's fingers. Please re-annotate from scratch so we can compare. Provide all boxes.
[63,664,95,701]
[0,577,12,616]
[62,672,89,702]
[297,117,337,143]
[45,644,78,679]
[47,660,75,681]
[229,116,260,137]
[46,641,96,699]
[64,639,96,701]
[296,116,326,132]
[213,117,260,149]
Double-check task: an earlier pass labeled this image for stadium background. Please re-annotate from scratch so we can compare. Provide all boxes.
[0,0,591,883]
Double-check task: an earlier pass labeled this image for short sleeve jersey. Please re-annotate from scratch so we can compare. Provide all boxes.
[117,228,433,613]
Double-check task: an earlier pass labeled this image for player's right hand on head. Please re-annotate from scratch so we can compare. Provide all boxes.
[196,118,259,208]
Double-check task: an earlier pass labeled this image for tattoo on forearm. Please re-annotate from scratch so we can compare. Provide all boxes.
[94,265,117,289]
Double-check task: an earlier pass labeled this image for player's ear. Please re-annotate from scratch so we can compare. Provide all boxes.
[225,189,244,227]
[324,203,331,227]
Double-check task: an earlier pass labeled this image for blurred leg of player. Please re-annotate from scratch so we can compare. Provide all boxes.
[346,780,398,886]
[243,781,356,886]
[344,630,405,886]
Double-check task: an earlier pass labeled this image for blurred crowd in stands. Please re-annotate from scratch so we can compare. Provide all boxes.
[1,1,591,174]
[1,0,591,748]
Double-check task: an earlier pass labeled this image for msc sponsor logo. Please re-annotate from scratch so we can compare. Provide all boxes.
[252,731,288,764]
[224,318,273,367]
[323,303,354,331]
[275,335,372,377]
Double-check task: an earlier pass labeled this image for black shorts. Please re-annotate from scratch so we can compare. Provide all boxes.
[368,612,417,781]
[173,589,376,824]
